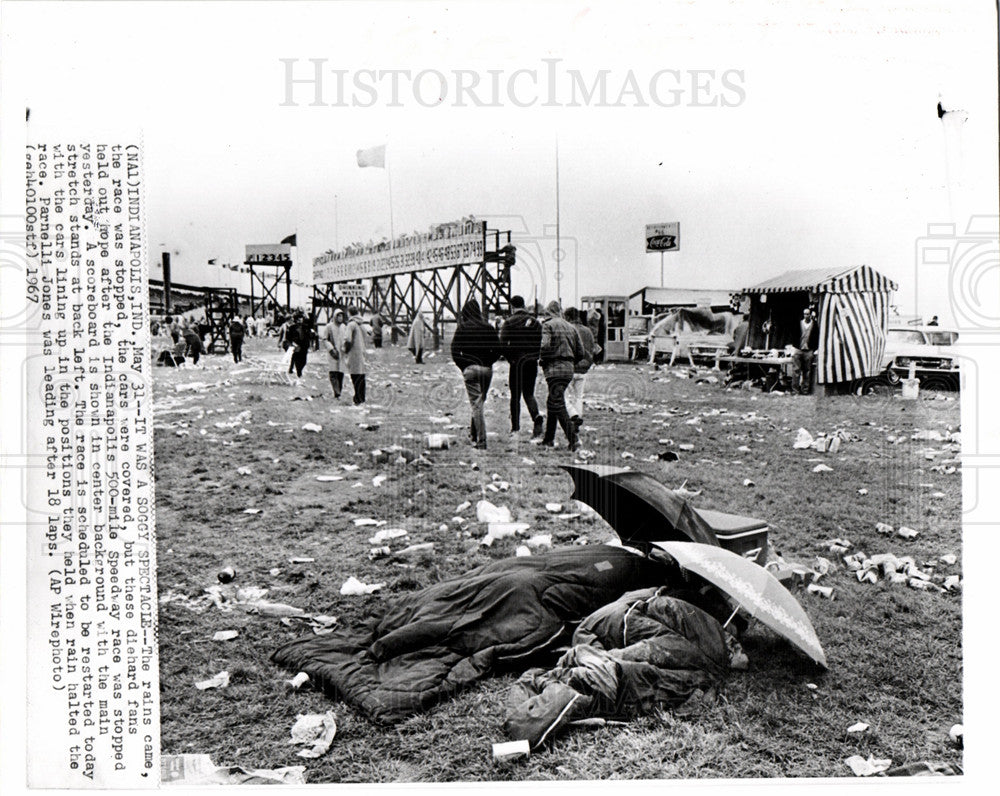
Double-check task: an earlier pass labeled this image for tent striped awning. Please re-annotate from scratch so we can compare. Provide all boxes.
[741,265,897,295]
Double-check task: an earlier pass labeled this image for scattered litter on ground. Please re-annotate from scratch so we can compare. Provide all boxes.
[949,724,963,746]
[285,672,310,691]
[289,710,338,759]
[161,753,306,786]
[515,545,531,557]
[372,474,388,487]
[477,500,513,523]
[316,475,344,482]
[339,576,384,595]
[195,671,230,690]
[301,423,323,433]
[845,754,893,777]
[812,464,833,473]
[545,503,563,513]
[492,739,530,763]
[940,554,957,565]
[847,722,870,733]
[369,528,409,545]
[482,522,531,546]
[897,526,918,539]
[743,478,755,487]
[353,517,386,527]
[288,557,315,564]
[212,630,239,642]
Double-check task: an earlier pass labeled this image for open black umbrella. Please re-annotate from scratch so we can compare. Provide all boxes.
[560,465,720,548]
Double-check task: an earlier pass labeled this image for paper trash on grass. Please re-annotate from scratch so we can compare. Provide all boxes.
[372,474,388,488]
[515,545,532,557]
[288,557,315,564]
[477,500,513,523]
[195,671,230,690]
[845,755,893,777]
[482,522,531,546]
[793,428,814,449]
[289,711,338,759]
[526,533,553,549]
[545,503,563,513]
[340,576,385,595]
[353,517,386,527]
[301,423,323,433]
[812,464,833,473]
[316,475,344,482]
[369,528,409,545]
[847,722,870,733]
[212,630,239,642]
[897,526,919,539]
[161,754,306,786]
[456,501,472,512]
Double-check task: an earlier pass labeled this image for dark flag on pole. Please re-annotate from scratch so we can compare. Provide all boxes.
[207,258,217,265]
[281,234,297,246]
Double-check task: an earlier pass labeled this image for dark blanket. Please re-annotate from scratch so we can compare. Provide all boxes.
[272,545,675,724]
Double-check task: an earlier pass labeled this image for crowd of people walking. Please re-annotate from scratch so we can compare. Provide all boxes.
[154,295,602,453]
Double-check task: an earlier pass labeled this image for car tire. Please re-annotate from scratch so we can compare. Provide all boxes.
[884,367,901,386]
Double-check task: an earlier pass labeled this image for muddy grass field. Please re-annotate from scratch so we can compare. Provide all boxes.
[153,336,962,782]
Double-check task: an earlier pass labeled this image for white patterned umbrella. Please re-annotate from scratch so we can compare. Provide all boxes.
[651,541,827,668]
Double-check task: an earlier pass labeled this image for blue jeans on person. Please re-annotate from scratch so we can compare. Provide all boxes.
[462,365,493,447]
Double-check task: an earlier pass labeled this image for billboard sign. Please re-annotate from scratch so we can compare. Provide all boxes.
[645,222,680,252]
[245,243,292,264]
[313,218,485,283]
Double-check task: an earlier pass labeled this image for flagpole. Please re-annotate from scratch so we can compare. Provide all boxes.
[334,193,339,250]
[387,158,395,246]
[555,134,561,307]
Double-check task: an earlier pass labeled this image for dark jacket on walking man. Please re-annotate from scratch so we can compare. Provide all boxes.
[499,295,543,438]
[538,301,584,450]
[451,299,501,449]
[229,317,245,363]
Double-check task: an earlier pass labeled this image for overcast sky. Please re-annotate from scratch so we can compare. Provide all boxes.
[5,0,998,321]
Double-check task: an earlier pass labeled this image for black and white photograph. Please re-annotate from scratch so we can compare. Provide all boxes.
[2,0,999,790]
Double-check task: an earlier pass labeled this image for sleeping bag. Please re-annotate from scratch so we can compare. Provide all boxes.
[503,587,742,748]
[272,545,679,724]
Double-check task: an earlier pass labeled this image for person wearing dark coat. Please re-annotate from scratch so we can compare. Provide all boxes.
[182,323,204,365]
[499,295,544,438]
[228,317,245,363]
[451,299,502,449]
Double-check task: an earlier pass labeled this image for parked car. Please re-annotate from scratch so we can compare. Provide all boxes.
[881,326,960,387]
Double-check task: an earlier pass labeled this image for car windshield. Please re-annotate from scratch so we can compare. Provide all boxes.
[926,331,958,346]
[888,330,925,344]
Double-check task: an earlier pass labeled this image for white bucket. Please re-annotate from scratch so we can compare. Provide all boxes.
[901,377,920,400]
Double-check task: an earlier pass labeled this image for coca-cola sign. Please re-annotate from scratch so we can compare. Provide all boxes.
[645,222,680,252]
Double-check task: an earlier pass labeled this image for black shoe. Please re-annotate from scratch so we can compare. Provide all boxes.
[541,439,556,447]
[532,416,545,438]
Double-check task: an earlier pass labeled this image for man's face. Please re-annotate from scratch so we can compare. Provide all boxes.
[803,311,811,322]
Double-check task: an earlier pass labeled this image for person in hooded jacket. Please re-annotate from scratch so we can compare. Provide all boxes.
[538,300,584,451]
[564,307,597,432]
[499,295,544,438]
[323,307,347,398]
[407,311,427,364]
[451,299,501,449]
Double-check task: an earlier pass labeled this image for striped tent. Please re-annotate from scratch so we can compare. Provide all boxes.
[739,265,898,384]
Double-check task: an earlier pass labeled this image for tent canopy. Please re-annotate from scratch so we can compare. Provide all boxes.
[737,265,897,384]
[741,265,898,295]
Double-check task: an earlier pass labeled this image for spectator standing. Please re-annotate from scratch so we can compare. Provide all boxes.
[287,311,310,382]
[371,314,384,349]
[588,307,606,363]
[342,306,368,404]
[323,308,347,398]
[499,295,544,438]
[407,311,427,364]
[792,307,820,394]
[538,301,583,451]
[229,316,246,363]
[564,307,597,432]
[451,299,501,449]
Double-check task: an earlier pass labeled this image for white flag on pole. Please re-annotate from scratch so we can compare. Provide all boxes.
[356,144,386,168]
